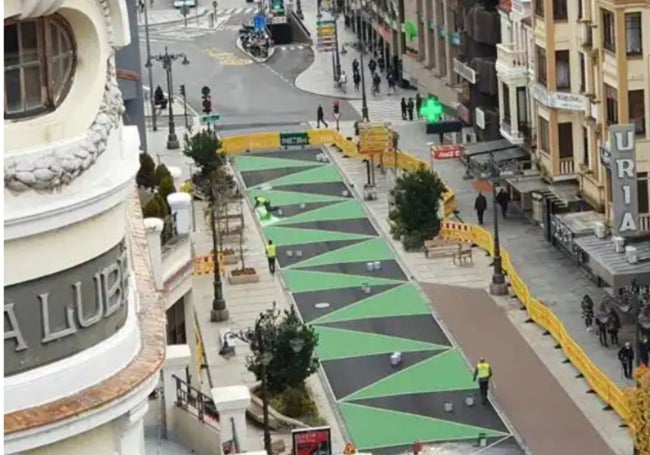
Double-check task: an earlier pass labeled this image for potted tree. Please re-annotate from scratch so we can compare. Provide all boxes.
[228,201,258,284]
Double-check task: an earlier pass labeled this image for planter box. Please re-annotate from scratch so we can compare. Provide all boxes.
[223,254,238,265]
[219,233,243,245]
[228,271,260,285]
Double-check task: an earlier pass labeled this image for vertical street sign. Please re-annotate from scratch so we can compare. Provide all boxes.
[316,19,337,52]
[609,124,639,237]
[253,13,267,32]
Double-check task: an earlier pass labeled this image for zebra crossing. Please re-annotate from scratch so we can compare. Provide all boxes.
[214,7,258,16]
[348,98,414,126]
[276,44,308,51]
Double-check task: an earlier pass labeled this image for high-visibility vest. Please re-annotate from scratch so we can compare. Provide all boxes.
[266,244,277,258]
[476,362,491,379]
[256,196,267,204]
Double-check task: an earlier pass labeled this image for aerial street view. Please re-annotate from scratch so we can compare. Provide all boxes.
[3,0,650,455]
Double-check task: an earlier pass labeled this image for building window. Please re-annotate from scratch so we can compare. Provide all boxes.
[602,9,615,52]
[579,52,585,93]
[4,15,76,119]
[535,0,544,17]
[502,82,511,125]
[578,0,583,20]
[629,90,646,135]
[538,116,550,152]
[625,13,642,55]
[516,87,528,126]
[553,0,568,20]
[582,126,589,167]
[605,85,618,125]
[555,50,570,90]
[536,46,547,85]
[639,172,649,214]
[558,123,573,158]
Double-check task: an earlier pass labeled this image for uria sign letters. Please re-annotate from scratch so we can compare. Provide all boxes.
[608,124,639,237]
[4,241,130,376]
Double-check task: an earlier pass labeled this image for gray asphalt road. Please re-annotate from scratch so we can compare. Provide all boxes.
[139,22,360,129]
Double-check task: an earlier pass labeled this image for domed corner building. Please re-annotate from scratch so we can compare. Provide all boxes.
[4,0,167,453]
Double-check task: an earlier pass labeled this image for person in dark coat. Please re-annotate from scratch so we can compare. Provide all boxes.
[368,58,377,74]
[353,71,360,91]
[400,97,407,120]
[618,342,634,379]
[496,188,510,218]
[316,105,328,128]
[415,93,422,120]
[407,98,414,121]
[474,192,487,225]
[582,294,594,332]
[639,335,650,367]
[596,315,608,347]
[607,308,621,346]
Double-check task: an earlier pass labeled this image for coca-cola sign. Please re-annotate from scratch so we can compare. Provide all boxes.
[431,144,463,160]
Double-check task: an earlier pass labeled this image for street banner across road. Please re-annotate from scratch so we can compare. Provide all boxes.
[358,122,394,155]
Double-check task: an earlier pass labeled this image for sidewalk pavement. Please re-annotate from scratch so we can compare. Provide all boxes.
[294,8,408,100]
[323,143,632,455]
[137,6,209,27]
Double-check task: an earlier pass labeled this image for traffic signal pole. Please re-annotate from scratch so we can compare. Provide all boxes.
[180,84,189,129]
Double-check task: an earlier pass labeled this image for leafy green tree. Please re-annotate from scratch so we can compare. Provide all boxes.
[154,163,172,187]
[143,194,165,218]
[158,175,176,209]
[136,153,157,189]
[247,306,319,395]
[389,165,445,250]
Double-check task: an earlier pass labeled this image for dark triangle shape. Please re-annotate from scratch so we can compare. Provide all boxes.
[321,350,443,400]
[285,218,378,236]
[323,315,451,346]
[275,201,340,218]
[275,240,364,268]
[300,260,408,281]
[248,149,323,162]
[353,391,510,436]
[240,166,320,188]
[274,182,353,197]
[291,284,401,324]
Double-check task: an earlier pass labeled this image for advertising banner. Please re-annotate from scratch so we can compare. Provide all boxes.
[292,426,332,455]
[609,124,639,237]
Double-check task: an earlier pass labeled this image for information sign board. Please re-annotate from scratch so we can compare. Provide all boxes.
[280,132,310,147]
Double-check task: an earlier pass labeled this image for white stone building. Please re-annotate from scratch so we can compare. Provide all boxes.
[3,0,169,453]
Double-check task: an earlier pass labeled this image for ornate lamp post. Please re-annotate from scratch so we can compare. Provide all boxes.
[354,7,369,121]
[146,47,190,150]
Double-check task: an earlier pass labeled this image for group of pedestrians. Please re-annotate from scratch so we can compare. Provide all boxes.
[473,189,511,225]
[400,94,423,121]
[581,294,650,380]
[350,50,397,95]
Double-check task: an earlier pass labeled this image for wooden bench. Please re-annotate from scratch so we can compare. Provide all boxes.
[453,245,473,265]
[424,239,461,259]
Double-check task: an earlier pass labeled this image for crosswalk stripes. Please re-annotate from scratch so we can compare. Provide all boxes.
[277,45,308,51]
[215,7,258,16]
[348,99,413,126]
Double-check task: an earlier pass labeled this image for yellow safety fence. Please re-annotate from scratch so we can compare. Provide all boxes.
[440,220,631,425]
[217,129,457,218]
[193,253,226,276]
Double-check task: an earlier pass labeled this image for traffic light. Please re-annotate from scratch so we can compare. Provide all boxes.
[201,86,212,114]
[179,84,185,97]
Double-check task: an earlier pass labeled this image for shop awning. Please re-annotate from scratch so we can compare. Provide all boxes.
[506,176,548,194]
[461,139,526,164]
[574,236,650,289]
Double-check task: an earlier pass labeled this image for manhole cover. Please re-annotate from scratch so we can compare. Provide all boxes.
[314,302,330,309]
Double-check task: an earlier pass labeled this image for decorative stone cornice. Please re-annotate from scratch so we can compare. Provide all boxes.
[4,60,125,194]
[18,0,67,19]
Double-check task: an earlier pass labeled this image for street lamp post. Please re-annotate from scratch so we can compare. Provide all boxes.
[142,0,157,132]
[147,47,190,150]
[209,180,228,322]
[295,0,303,19]
[355,8,369,121]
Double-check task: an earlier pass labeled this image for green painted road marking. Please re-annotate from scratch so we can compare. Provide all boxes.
[338,402,508,450]
[283,269,405,293]
[290,238,393,268]
[249,189,347,207]
[234,156,319,172]
[276,200,368,226]
[344,349,478,401]
[315,326,448,361]
[311,284,431,324]
[252,165,342,188]
[264,226,373,247]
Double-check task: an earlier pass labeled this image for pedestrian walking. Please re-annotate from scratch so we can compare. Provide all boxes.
[596,315,608,347]
[473,358,492,404]
[618,342,634,379]
[607,309,621,346]
[378,55,385,72]
[353,72,360,91]
[474,192,487,225]
[265,240,277,275]
[581,294,594,331]
[400,97,407,120]
[415,93,422,119]
[407,98,414,121]
[387,73,396,93]
[639,335,650,367]
[316,104,328,128]
[368,58,377,74]
[352,58,359,74]
[496,188,510,219]
[372,73,381,95]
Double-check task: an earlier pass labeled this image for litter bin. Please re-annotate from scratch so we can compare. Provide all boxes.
[531,192,544,223]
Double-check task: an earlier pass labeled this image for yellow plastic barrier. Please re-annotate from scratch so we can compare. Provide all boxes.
[220,132,281,154]
[440,220,631,424]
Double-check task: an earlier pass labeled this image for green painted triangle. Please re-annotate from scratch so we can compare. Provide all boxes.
[312,284,430,324]
[234,155,319,172]
[253,165,342,188]
[290,238,393,268]
[315,326,447,361]
[249,189,347,207]
[283,269,405,293]
[344,349,477,401]
[276,200,368,226]
[338,402,508,450]
[263,226,373,247]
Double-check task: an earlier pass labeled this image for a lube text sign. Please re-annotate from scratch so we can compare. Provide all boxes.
[4,241,130,376]
[609,124,639,237]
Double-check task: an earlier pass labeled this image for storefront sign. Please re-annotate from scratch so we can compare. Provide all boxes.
[4,241,130,376]
[292,427,332,455]
[609,124,639,237]
[373,21,392,42]
[431,144,463,160]
[453,58,476,84]
[475,107,486,129]
[531,83,587,112]
[359,122,393,155]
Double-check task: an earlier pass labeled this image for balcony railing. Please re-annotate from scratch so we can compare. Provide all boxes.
[500,120,525,144]
[174,375,220,427]
[639,214,650,233]
[559,157,575,175]
[496,43,527,68]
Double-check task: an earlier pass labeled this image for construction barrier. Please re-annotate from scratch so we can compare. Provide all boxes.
[220,132,281,154]
[193,253,226,276]
[440,220,631,424]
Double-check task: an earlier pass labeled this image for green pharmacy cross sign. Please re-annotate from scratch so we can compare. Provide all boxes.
[405,20,418,42]
[420,96,444,124]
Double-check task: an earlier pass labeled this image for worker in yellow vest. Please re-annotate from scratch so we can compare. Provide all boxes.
[265,240,277,275]
[473,358,492,404]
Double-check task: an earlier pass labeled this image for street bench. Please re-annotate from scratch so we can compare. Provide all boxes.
[453,246,473,265]
[424,239,461,259]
